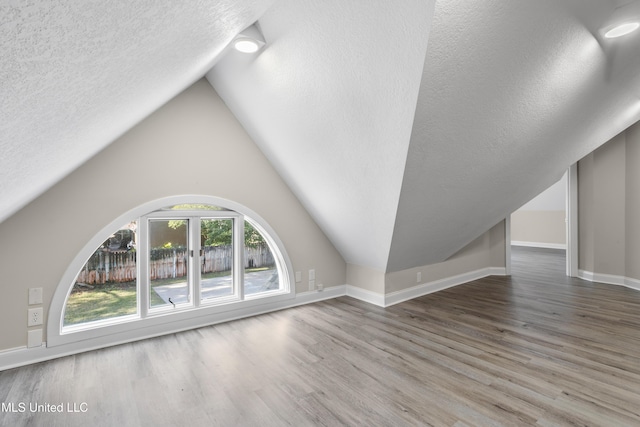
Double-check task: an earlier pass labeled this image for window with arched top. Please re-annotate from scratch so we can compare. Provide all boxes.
[48,196,293,347]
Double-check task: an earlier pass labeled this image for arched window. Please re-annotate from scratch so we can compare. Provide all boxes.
[48,196,293,347]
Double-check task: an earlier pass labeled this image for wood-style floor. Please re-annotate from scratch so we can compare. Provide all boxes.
[1,247,640,426]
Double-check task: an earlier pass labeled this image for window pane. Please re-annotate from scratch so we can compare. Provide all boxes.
[244,221,280,296]
[64,222,138,326]
[149,219,189,307]
[200,219,233,301]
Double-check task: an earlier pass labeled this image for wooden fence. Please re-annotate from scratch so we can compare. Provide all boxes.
[76,251,137,285]
[76,244,275,285]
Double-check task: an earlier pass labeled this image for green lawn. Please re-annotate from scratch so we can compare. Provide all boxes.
[65,282,166,325]
[64,282,139,325]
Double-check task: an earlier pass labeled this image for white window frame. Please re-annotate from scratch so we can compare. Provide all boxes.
[47,195,294,348]
[142,210,253,313]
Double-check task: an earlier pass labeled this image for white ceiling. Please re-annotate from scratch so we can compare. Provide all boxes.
[4,0,640,273]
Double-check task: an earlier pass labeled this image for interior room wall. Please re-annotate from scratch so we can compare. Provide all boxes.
[625,123,640,281]
[345,220,506,307]
[385,220,506,294]
[511,173,567,248]
[579,122,640,283]
[0,79,346,352]
[346,264,386,294]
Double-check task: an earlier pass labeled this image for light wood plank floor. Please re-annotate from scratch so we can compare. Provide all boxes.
[1,247,640,426]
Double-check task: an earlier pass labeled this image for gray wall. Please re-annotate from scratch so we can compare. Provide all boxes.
[579,123,640,280]
[0,80,346,351]
[385,221,505,294]
[626,123,640,281]
[347,221,506,294]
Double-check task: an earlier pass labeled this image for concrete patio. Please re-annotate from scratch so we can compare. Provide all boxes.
[152,268,279,304]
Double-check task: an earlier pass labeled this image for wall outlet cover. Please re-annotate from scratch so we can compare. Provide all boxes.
[28,307,43,326]
[28,287,43,305]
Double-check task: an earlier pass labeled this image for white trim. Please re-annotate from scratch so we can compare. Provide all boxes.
[234,216,245,301]
[567,164,579,277]
[345,285,385,307]
[578,270,640,292]
[383,267,507,307]
[511,241,567,250]
[2,286,345,371]
[505,216,512,275]
[508,168,575,277]
[344,267,508,308]
[52,289,293,346]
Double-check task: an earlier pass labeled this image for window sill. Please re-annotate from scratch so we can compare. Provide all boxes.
[51,289,295,347]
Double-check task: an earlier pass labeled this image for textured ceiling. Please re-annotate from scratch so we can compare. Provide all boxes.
[387,0,640,271]
[208,0,435,271]
[0,0,272,223]
[5,0,640,274]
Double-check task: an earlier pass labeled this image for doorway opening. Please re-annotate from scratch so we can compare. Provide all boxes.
[507,164,578,277]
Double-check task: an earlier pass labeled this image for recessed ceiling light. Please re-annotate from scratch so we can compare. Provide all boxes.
[234,38,260,53]
[604,21,640,38]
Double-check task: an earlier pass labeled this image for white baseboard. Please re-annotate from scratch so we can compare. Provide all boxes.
[511,241,566,250]
[384,267,507,307]
[345,285,386,307]
[0,286,347,372]
[578,270,640,292]
[344,267,507,308]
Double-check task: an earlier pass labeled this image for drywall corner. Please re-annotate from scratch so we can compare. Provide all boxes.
[346,264,386,294]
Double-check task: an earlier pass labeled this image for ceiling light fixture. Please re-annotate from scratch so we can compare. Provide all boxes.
[233,24,265,53]
[600,2,640,39]
[234,38,260,53]
[604,21,640,38]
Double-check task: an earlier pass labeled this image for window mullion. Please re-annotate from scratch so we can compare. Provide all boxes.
[192,217,201,307]
[139,217,149,318]
[236,216,245,300]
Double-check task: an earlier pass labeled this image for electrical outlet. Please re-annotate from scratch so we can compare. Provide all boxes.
[309,280,315,291]
[28,287,43,305]
[295,271,302,283]
[28,307,43,326]
[417,272,422,283]
[309,269,315,280]
[317,283,324,291]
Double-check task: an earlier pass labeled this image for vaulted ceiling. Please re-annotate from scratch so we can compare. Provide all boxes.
[3,0,640,273]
